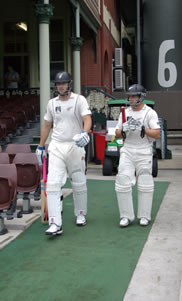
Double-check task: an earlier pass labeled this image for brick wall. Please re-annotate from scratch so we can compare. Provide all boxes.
[104,0,120,30]
[80,20,119,94]
[80,0,121,94]
[80,20,102,87]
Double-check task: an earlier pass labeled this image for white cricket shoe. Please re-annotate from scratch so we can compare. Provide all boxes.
[76,215,86,226]
[120,217,129,227]
[139,217,149,226]
[45,224,63,235]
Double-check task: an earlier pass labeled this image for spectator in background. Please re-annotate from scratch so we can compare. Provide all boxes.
[5,65,20,90]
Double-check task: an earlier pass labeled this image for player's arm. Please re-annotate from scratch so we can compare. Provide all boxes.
[73,114,92,148]
[145,111,161,139]
[145,128,160,139]
[115,111,124,139]
[39,120,52,146]
[82,114,92,133]
[115,128,123,138]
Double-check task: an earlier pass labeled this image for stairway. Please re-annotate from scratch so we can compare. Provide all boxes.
[167,130,182,145]
[1,119,40,152]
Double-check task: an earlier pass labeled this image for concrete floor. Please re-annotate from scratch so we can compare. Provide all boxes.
[0,145,182,301]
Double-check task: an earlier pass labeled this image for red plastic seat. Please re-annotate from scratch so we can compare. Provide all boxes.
[13,153,40,193]
[5,143,31,163]
[0,117,16,135]
[0,163,22,235]
[0,153,9,163]
[0,164,17,211]
[13,153,41,213]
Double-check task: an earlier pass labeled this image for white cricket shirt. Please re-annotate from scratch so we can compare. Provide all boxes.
[115,104,160,148]
[44,92,91,142]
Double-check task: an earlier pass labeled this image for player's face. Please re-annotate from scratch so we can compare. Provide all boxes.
[128,95,139,106]
[56,82,69,94]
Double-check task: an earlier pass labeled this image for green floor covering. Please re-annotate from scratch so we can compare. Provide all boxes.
[0,180,169,301]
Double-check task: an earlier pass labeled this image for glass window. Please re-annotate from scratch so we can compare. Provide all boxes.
[4,22,28,53]
[50,19,64,80]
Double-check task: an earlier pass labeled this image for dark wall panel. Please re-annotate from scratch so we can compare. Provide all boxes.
[142,0,182,91]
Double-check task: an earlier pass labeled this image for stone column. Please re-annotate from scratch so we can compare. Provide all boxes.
[35,0,54,128]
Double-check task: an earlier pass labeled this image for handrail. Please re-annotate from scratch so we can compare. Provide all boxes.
[82,85,115,99]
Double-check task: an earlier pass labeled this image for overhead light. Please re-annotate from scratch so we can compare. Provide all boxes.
[16,22,27,31]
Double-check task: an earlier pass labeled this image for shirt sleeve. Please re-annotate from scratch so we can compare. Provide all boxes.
[78,95,91,116]
[44,99,53,122]
[148,110,160,129]
[115,113,122,130]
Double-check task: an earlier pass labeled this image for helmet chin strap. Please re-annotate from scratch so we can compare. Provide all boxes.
[130,94,145,108]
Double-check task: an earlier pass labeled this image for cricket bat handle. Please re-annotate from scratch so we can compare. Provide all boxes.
[121,106,126,123]
[43,156,47,182]
[121,106,126,140]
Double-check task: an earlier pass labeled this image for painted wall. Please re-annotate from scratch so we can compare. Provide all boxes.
[143,0,182,91]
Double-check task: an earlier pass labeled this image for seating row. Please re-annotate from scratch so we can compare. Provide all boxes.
[0,144,42,235]
[0,94,40,143]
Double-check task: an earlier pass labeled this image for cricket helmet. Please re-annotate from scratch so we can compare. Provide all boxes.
[126,84,146,107]
[54,71,72,96]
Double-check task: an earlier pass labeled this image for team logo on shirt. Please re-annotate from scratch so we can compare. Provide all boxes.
[55,106,61,113]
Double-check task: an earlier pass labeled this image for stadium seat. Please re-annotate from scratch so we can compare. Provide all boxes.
[0,163,22,235]
[0,153,9,164]
[0,117,16,137]
[5,143,31,163]
[13,153,41,213]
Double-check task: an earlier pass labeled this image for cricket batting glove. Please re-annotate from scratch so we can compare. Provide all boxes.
[122,121,130,132]
[133,121,145,137]
[36,145,47,165]
[73,131,90,147]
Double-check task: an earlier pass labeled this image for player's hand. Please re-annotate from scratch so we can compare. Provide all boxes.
[122,121,133,132]
[36,145,47,165]
[73,131,90,147]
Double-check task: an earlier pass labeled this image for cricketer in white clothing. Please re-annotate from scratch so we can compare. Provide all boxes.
[115,84,160,227]
[36,72,92,236]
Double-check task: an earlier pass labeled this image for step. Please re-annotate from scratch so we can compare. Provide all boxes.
[167,131,182,145]
[167,134,182,138]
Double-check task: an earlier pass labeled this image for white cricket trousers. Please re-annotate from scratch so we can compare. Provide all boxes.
[46,140,87,226]
[115,146,154,221]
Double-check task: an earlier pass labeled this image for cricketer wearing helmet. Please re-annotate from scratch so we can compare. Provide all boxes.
[36,71,92,236]
[115,84,160,227]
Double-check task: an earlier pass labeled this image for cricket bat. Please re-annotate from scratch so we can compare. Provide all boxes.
[121,106,126,123]
[41,156,48,224]
[121,106,126,140]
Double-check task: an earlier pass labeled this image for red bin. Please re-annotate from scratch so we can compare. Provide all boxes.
[93,131,106,165]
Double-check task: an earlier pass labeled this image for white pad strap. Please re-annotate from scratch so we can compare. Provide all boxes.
[137,174,154,220]
[115,175,135,221]
[71,170,87,216]
[46,181,62,226]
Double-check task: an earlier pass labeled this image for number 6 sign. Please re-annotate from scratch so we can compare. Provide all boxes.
[158,40,177,88]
